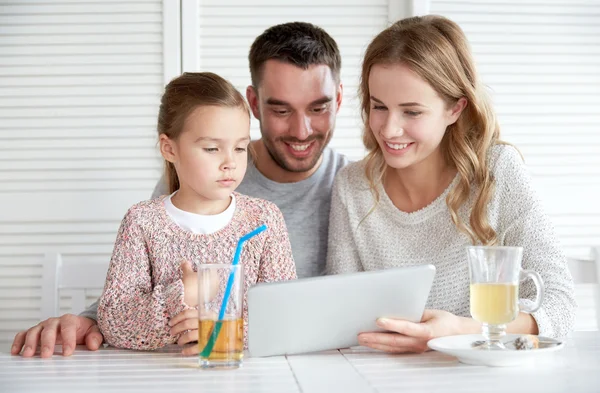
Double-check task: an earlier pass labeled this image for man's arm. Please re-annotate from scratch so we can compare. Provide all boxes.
[11,315,103,358]
[151,173,169,198]
[79,300,98,321]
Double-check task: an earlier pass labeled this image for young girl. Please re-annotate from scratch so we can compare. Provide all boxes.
[97,72,297,352]
[326,15,576,352]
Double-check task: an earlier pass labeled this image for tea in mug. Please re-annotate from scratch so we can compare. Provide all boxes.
[470,283,518,325]
[198,318,243,362]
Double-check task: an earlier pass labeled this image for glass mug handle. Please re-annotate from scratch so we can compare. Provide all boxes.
[518,269,544,313]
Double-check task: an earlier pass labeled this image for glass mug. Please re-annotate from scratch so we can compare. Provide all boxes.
[197,264,244,369]
[466,246,544,350]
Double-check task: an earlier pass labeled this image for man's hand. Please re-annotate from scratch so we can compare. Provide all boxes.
[11,315,104,358]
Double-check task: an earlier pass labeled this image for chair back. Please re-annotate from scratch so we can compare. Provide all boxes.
[41,253,108,319]
[568,247,600,331]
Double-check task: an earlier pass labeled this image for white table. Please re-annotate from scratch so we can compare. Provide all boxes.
[1,332,598,393]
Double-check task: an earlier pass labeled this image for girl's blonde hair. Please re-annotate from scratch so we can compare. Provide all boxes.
[157,72,251,194]
[360,15,504,245]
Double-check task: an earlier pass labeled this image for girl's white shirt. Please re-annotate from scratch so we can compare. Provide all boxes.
[163,191,235,235]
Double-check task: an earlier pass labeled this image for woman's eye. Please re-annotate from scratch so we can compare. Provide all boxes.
[203,148,218,152]
[371,105,387,111]
[406,111,422,116]
[235,147,247,152]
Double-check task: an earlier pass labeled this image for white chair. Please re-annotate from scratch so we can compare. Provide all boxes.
[41,253,109,319]
[568,247,600,331]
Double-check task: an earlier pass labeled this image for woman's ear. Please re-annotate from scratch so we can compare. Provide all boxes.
[446,97,468,126]
[159,134,177,163]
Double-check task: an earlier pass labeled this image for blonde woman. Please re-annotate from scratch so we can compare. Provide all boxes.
[326,15,575,353]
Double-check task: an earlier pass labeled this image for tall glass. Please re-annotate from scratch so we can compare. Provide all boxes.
[197,264,244,369]
[466,246,544,350]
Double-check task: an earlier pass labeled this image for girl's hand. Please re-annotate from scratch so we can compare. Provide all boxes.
[169,309,200,356]
[169,308,219,356]
[357,309,480,353]
[181,261,198,307]
[174,262,220,356]
[181,261,220,307]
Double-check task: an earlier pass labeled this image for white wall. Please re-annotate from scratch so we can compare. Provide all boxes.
[430,0,600,330]
[181,0,400,158]
[0,0,177,345]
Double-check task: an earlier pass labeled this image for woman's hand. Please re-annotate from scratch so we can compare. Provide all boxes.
[357,309,481,353]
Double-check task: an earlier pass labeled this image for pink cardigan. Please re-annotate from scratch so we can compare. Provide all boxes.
[98,192,297,350]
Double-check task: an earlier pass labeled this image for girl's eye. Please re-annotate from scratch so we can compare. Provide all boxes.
[235,147,247,152]
[203,148,218,152]
[406,111,422,116]
[371,105,387,111]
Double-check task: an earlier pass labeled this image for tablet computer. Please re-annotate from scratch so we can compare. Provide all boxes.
[247,264,435,357]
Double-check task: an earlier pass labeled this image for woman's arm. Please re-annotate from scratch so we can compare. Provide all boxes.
[503,206,576,338]
[496,146,576,339]
[326,170,363,274]
[98,208,189,350]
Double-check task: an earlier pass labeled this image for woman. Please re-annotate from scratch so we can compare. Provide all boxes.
[326,15,575,353]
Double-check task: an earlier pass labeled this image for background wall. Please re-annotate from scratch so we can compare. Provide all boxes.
[430,0,600,330]
[431,0,600,260]
[0,0,176,345]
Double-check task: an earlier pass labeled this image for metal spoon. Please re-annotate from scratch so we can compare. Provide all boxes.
[471,336,562,350]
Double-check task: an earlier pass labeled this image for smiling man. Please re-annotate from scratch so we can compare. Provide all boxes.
[156,21,349,279]
[249,61,337,182]
[13,21,349,357]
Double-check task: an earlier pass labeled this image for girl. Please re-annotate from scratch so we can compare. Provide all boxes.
[98,72,297,352]
[326,15,576,352]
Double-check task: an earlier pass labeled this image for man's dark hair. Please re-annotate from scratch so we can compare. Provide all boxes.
[249,22,341,87]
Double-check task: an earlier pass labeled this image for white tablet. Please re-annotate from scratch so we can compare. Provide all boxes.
[247,264,435,357]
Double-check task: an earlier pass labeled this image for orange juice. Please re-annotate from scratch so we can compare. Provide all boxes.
[470,283,518,325]
[198,318,243,362]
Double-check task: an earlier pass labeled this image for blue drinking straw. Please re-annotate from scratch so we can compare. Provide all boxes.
[200,224,267,358]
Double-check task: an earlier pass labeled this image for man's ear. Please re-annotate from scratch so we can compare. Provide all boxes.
[246,85,261,120]
[447,97,467,126]
[159,134,177,163]
[335,82,344,114]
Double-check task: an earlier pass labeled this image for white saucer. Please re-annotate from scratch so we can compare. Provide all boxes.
[427,334,564,367]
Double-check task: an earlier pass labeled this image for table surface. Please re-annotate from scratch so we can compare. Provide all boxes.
[1,332,599,393]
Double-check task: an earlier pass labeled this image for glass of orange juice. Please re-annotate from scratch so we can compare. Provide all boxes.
[466,246,544,350]
[197,264,244,369]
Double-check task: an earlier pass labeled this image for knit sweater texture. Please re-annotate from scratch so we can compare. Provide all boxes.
[98,192,297,350]
[326,145,576,338]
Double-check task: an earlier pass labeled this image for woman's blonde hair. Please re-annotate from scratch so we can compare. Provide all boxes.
[157,72,250,194]
[360,15,504,245]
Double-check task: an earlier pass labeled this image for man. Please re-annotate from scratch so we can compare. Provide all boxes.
[12,21,348,358]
